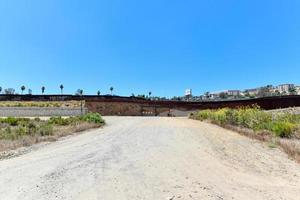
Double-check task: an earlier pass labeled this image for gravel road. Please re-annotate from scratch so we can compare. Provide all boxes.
[0,117,300,200]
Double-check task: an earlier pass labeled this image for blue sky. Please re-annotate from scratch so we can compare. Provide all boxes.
[0,0,299,97]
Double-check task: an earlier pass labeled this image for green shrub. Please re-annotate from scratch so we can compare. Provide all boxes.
[223,108,238,125]
[5,117,19,126]
[38,124,54,136]
[34,117,41,122]
[192,107,299,138]
[195,110,211,120]
[15,126,27,137]
[0,117,31,126]
[48,113,104,126]
[0,127,13,140]
[27,122,37,135]
[0,113,104,141]
[49,116,71,126]
[81,113,104,124]
[275,113,300,124]
[270,121,295,138]
[213,109,228,125]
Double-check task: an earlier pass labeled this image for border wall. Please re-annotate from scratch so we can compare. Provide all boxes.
[0,95,300,116]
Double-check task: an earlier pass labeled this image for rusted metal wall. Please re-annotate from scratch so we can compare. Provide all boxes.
[1,95,300,115]
[85,95,300,115]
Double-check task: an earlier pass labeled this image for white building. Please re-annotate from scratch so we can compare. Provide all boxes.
[208,90,226,99]
[205,89,241,100]
[276,84,295,94]
[295,86,300,95]
[209,92,220,99]
[185,89,192,96]
[245,88,260,96]
[227,90,240,96]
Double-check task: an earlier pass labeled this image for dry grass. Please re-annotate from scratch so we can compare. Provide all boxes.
[191,107,300,163]
[278,139,300,163]
[0,113,104,155]
[0,122,101,152]
[203,120,300,163]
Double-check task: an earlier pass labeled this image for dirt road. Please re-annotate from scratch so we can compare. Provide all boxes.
[0,117,299,200]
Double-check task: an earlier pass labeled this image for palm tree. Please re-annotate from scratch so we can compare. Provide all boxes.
[41,86,45,94]
[110,87,114,95]
[148,91,152,97]
[0,87,2,94]
[21,85,26,94]
[78,89,84,115]
[97,91,101,96]
[60,84,64,95]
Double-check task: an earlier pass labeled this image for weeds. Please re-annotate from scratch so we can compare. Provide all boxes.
[0,113,104,141]
[80,113,105,124]
[191,107,300,162]
[48,113,104,126]
[271,121,295,138]
[192,106,300,138]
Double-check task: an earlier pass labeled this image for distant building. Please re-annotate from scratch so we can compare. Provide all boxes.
[295,86,300,95]
[227,90,240,96]
[245,88,260,96]
[276,84,295,94]
[209,92,220,100]
[208,91,225,99]
[198,83,298,101]
[185,89,192,97]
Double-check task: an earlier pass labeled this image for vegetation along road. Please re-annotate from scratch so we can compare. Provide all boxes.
[0,117,300,200]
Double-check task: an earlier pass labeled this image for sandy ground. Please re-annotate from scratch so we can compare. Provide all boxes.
[0,117,299,200]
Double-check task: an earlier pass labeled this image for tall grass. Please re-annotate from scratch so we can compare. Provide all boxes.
[0,113,105,141]
[192,106,300,138]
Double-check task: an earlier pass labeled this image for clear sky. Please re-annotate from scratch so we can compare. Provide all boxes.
[0,0,299,97]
